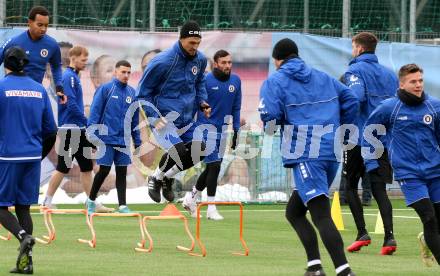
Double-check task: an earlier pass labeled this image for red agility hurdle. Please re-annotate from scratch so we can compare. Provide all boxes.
[189,202,249,257]
[78,212,146,250]
[135,204,195,253]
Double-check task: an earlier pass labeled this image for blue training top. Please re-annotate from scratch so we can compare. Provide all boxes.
[0,73,57,162]
[0,30,62,87]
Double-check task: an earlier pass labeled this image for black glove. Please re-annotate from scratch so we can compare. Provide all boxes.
[56,85,67,103]
[231,130,238,150]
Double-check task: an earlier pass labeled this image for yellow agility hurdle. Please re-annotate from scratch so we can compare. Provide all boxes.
[189,202,249,257]
[135,204,195,253]
[78,212,146,250]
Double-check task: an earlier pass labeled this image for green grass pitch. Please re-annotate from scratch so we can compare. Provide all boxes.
[0,200,438,275]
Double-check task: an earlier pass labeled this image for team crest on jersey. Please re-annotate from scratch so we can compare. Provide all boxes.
[40,49,48,57]
[126,96,132,104]
[191,66,198,75]
[228,85,235,93]
[423,114,433,124]
[349,75,358,82]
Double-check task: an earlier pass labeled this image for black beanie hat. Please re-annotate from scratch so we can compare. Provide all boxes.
[4,46,29,72]
[272,38,299,60]
[180,20,202,39]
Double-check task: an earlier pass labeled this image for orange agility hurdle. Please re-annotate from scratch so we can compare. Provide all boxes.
[78,212,146,250]
[135,204,195,253]
[189,202,249,257]
[36,208,87,244]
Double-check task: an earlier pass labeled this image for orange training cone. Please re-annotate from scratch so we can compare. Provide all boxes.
[160,204,183,216]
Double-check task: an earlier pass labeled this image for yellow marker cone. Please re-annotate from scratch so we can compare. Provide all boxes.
[374,211,384,234]
[331,191,345,231]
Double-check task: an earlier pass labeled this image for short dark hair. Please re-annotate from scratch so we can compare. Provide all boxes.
[213,50,230,62]
[398,63,423,80]
[352,32,378,53]
[28,6,49,21]
[116,60,131,68]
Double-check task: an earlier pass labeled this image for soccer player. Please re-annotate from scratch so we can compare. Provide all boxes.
[137,20,211,203]
[344,32,399,255]
[42,46,112,213]
[184,50,241,219]
[0,6,66,103]
[259,38,358,276]
[362,64,440,266]
[0,46,57,274]
[86,60,141,214]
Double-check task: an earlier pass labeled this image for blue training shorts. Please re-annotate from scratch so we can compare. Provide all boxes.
[399,177,440,206]
[97,145,131,166]
[203,131,228,164]
[292,160,339,206]
[0,162,41,206]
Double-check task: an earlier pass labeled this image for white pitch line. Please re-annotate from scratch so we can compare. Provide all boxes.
[341,212,418,219]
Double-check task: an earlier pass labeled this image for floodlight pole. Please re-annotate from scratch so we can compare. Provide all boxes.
[0,0,5,27]
[53,0,58,27]
[304,0,309,33]
[130,0,136,30]
[342,0,351,38]
[401,0,407,42]
[149,0,156,32]
[214,0,219,30]
[409,0,416,43]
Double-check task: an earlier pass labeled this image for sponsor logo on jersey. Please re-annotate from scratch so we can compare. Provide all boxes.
[211,86,219,90]
[397,116,408,120]
[423,114,433,124]
[112,95,119,99]
[40,49,48,57]
[5,90,42,98]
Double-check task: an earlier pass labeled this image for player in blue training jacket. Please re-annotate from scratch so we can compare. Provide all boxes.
[86,60,142,214]
[362,64,440,267]
[259,38,358,276]
[137,20,211,203]
[0,46,57,274]
[343,32,399,255]
[0,6,66,103]
[183,50,241,219]
[42,46,113,212]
